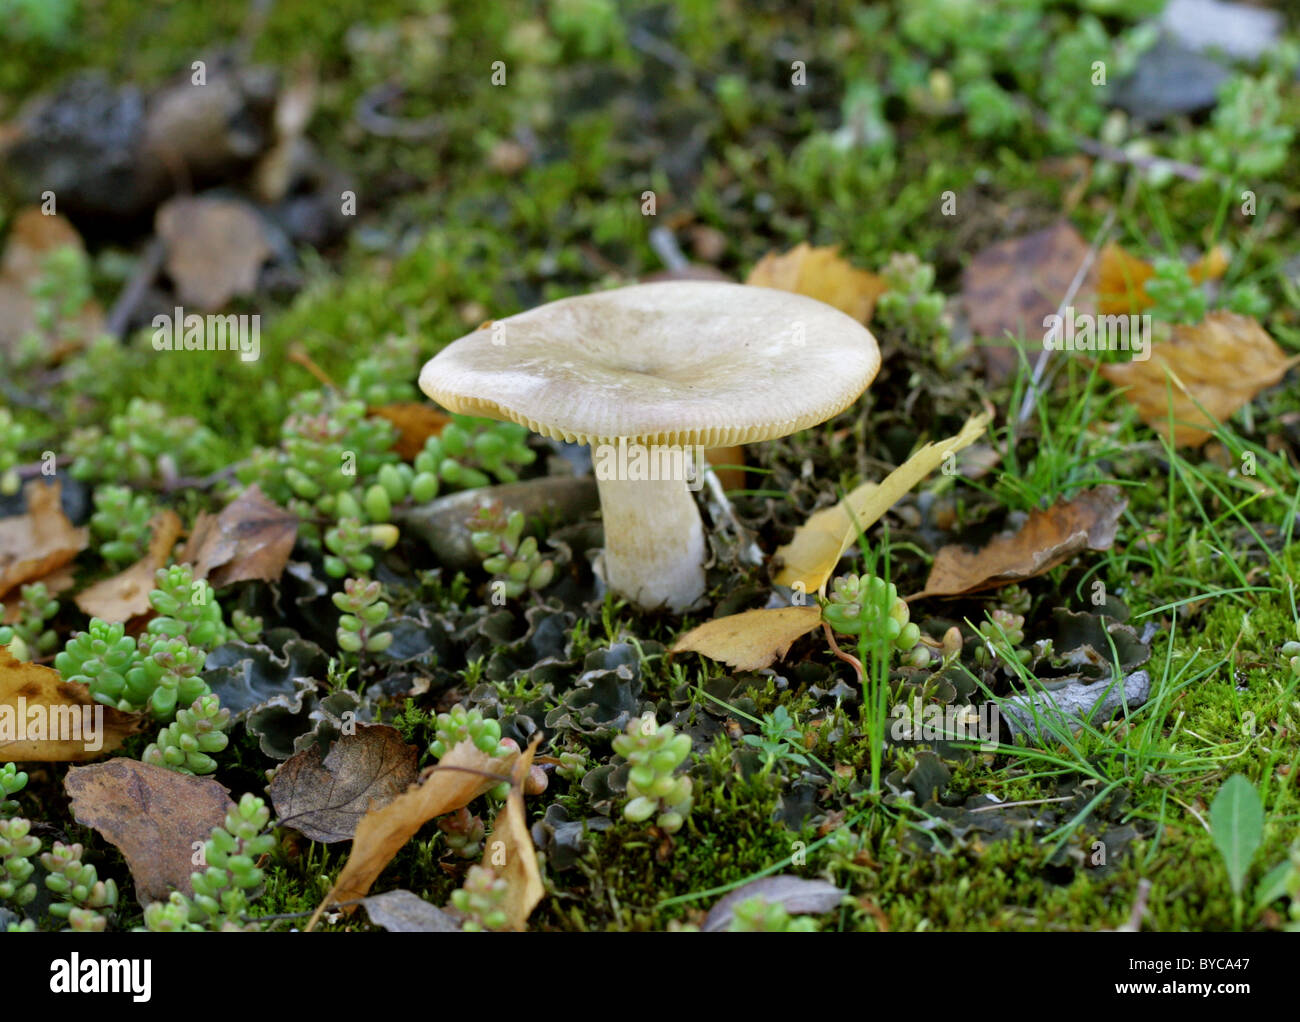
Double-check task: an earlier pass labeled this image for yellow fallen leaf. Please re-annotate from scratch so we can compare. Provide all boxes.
[74,511,182,622]
[671,606,823,672]
[1097,243,1228,316]
[0,480,88,601]
[308,740,515,929]
[483,736,544,931]
[1100,312,1299,447]
[773,411,992,593]
[0,647,140,762]
[745,243,887,323]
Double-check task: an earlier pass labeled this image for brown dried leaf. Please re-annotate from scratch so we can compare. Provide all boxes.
[913,486,1127,600]
[74,510,182,622]
[1099,312,1299,447]
[1097,243,1228,316]
[270,724,420,844]
[484,736,544,930]
[773,411,991,593]
[361,889,462,932]
[64,759,234,905]
[745,243,887,323]
[0,480,88,601]
[0,647,140,762]
[181,485,298,587]
[671,606,822,672]
[310,740,515,926]
[368,403,451,461]
[155,197,271,311]
[962,221,1092,383]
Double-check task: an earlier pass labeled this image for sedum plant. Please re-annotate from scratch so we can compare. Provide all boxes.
[429,704,512,800]
[0,581,59,661]
[451,865,509,931]
[147,564,229,650]
[89,484,155,565]
[143,694,231,776]
[0,816,40,910]
[332,577,394,655]
[42,841,118,931]
[142,794,275,931]
[821,573,922,658]
[0,408,29,496]
[1,764,28,818]
[729,896,819,932]
[67,398,223,487]
[469,503,555,599]
[612,712,693,834]
[975,609,1031,669]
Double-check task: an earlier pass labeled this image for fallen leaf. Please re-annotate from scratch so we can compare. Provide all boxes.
[155,196,272,311]
[0,646,139,761]
[1097,242,1228,316]
[962,221,1092,383]
[181,485,298,587]
[745,243,887,323]
[701,875,844,932]
[0,207,104,357]
[1100,312,1299,446]
[0,480,88,601]
[671,606,823,672]
[368,403,451,461]
[64,759,233,905]
[483,736,544,930]
[309,740,516,927]
[74,510,182,622]
[270,724,420,844]
[912,486,1128,600]
[774,411,991,593]
[361,889,462,932]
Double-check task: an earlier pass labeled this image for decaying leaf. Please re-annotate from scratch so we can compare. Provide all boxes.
[0,207,104,357]
[309,740,516,927]
[962,221,1091,382]
[361,889,462,932]
[270,724,420,844]
[701,875,844,932]
[1097,243,1228,316]
[482,736,544,931]
[912,486,1127,600]
[156,196,272,311]
[774,411,991,593]
[0,646,139,761]
[181,485,298,587]
[0,480,88,601]
[74,510,182,622]
[745,243,887,323]
[368,403,451,461]
[64,759,234,905]
[1099,312,1299,447]
[671,606,823,672]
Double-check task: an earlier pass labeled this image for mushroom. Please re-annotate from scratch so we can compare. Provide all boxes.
[418,281,880,611]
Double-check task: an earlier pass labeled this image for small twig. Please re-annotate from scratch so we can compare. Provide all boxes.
[968,795,1075,814]
[649,226,690,272]
[1116,878,1152,932]
[822,621,863,684]
[287,342,340,389]
[1015,207,1116,429]
[626,26,696,78]
[106,238,165,340]
[355,83,444,140]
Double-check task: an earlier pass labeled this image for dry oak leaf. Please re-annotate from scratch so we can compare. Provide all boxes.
[308,739,516,928]
[1099,312,1299,447]
[270,724,420,844]
[74,510,182,622]
[368,403,451,461]
[912,486,1127,600]
[64,759,234,905]
[481,736,544,931]
[181,485,298,587]
[155,196,271,311]
[962,221,1092,384]
[671,606,823,673]
[1097,243,1228,316]
[0,480,88,601]
[745,243,887,323]
[774,410,992,593]
[0,646,139,762]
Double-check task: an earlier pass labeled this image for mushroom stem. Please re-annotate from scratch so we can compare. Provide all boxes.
[595,463,706,612]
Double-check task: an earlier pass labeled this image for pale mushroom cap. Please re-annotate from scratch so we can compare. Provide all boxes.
[419,281,881,447]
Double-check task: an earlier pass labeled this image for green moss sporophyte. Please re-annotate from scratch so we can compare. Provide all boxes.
[418,281,880,611]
